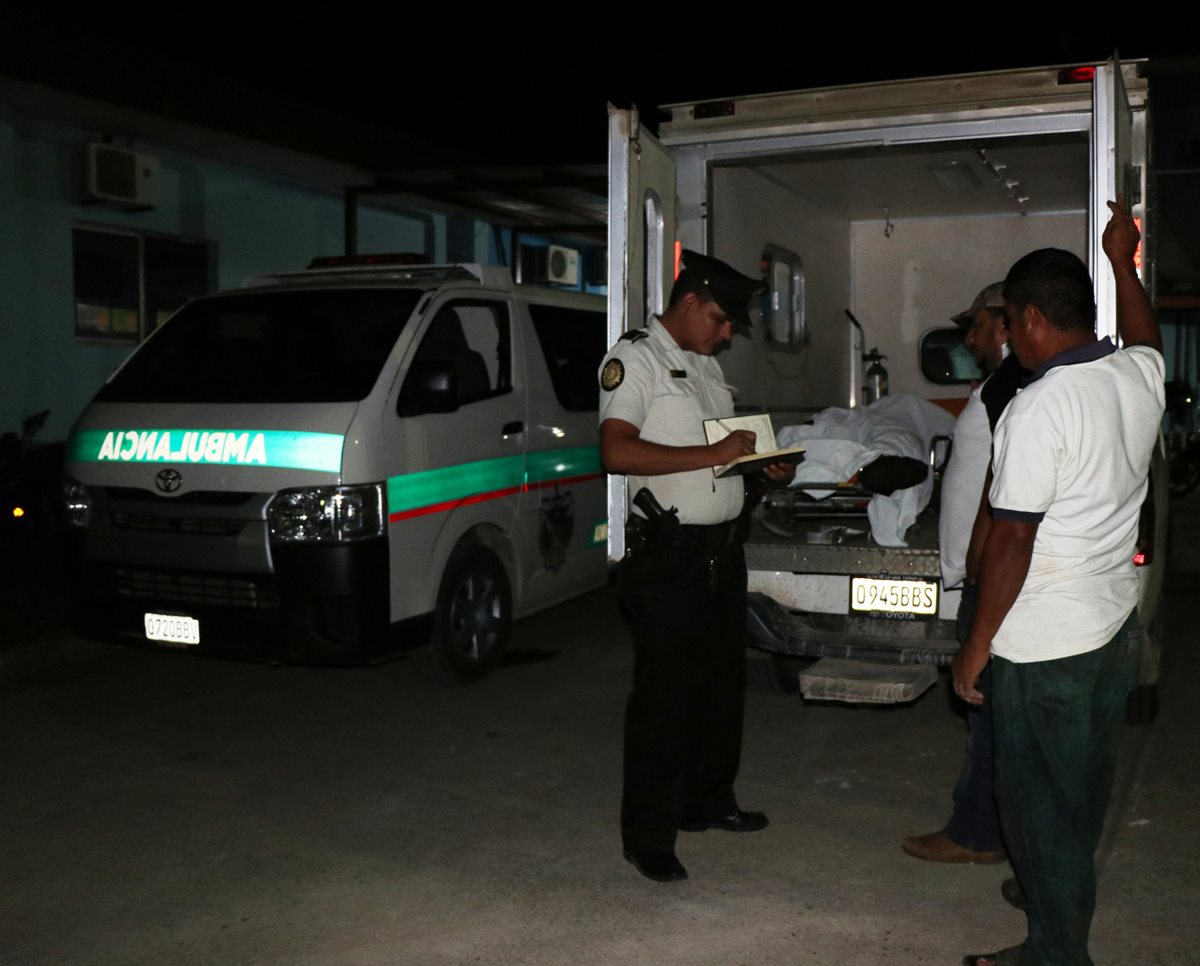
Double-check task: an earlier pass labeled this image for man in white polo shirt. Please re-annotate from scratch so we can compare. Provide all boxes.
[953,202,1164,966]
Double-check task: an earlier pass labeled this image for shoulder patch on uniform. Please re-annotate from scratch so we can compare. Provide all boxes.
[601,358,625,391]
[619,329,649,342]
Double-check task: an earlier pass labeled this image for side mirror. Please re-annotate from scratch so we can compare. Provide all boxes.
[398,361,459,417]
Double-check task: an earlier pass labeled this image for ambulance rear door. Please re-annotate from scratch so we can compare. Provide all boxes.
[1092,54,1142,340]
[606,105,678,563]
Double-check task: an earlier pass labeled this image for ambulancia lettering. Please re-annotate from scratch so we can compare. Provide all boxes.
[72,428,343,473]
[94,430,270,465]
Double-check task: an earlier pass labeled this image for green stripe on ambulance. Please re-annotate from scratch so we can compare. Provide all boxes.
[387,446,603,518]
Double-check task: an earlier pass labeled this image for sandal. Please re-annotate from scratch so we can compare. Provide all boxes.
[962,943,1031,966]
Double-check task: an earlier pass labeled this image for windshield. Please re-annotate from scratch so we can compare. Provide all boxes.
[96,288,423,403]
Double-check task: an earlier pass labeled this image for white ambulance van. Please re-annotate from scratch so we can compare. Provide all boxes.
[64,260,608,680]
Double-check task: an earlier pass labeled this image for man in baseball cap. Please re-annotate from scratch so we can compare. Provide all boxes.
[903,280,1025,865]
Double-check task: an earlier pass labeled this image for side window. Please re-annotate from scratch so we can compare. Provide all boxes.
[761,244,806,351]
[528,305,606,411]
[643,189,665,321]
[411,300,511,405]
[920,328,982,385]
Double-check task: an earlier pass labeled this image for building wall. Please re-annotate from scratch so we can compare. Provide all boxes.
[0,108,438,441]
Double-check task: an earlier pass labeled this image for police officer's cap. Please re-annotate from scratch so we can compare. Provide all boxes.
[951,282,1006,328]
[679,249,765,328]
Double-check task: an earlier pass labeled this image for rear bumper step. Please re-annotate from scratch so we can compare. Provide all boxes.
[797,657,938,705]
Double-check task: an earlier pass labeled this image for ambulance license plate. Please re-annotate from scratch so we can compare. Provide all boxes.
[849,577,938,618]
[144,612,201,646]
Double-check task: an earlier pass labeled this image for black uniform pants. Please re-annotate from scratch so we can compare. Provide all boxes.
[618,525,748,854]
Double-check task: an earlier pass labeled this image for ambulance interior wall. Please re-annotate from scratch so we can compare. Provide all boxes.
[709,165,852,416]
[849,211,1087,399]
[0,110,455,442]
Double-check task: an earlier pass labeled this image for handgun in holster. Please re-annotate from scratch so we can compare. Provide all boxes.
[624,488,679,571]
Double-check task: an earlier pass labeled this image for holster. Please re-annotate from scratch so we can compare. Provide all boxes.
[622,488,679,578]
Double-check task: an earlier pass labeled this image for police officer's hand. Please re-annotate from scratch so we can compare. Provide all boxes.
[762,460,797,484]
[1102,198,1140,268]
[711,430,757,465]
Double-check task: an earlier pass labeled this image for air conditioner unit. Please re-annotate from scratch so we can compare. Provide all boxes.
[84,143,159,210]
[546,244,579,286]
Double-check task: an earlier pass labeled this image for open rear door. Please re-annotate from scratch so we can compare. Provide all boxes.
[1091,55,1136,342]
[606,107,677,563]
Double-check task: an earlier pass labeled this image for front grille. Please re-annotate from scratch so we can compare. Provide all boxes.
[110,513,248,536]
[103,487,258,506]
[114,568,280,610]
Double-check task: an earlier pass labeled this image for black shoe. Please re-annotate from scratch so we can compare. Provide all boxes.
[1001,876,1028,911]
[623,848,688,882]
[680,809,769,832]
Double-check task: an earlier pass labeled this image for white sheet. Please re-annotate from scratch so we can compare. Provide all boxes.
[776,394,957,547]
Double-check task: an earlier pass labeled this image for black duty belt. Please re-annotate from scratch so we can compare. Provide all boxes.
[627,515,740,554]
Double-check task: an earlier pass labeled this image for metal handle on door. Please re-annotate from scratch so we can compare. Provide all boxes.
[501,421,525,439]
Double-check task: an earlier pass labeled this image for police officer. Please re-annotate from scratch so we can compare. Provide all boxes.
[599,250,795,882]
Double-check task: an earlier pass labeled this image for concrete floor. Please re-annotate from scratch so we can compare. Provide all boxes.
[2,520,1199,964]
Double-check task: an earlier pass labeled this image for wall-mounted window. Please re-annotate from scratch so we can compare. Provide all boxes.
[73,226,213,342]
[761,244,806,351]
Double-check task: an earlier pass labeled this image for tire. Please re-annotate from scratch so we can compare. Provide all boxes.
[1168,452,1200,497]
[1127,606,1164,726]
[421,546,512,684]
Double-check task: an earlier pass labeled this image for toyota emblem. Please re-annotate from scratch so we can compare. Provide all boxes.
[155,469,183,494]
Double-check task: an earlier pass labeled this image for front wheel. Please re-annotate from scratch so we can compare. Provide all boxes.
[1169,451,1200,497]
[421,546,512,684]
[1127,605,1164,726]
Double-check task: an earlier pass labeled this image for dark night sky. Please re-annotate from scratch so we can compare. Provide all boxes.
[5,24,1194,171]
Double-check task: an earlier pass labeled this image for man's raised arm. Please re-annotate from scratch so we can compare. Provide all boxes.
[1103,199,1161,352]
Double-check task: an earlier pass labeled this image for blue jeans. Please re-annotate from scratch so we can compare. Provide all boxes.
[944,584,1004,852]
[992,610,1138,966]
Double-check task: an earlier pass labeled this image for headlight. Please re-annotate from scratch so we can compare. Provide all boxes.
[63,477,91,527]
[267,483,384,544]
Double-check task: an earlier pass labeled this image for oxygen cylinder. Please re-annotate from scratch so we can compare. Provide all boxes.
[863,348,889,405]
